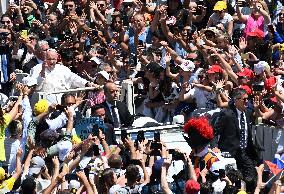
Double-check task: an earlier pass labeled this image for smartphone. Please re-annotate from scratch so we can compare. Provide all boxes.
[92,29,98,37]
[263,170,271,183]
[137,130,145,142]
[253,84,264,92]
[20,30,28,39]
[92,124,99,137]
[92,144,100,156]
[138,40,144,46]
[219,169,226,179]
[154,132,160,142]
[121,130,127,142]
[56,104,65,111]
[150,142,162,150]
[65,174,79,181]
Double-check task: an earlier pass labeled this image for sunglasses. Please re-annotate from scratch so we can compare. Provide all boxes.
[1,21,11,24]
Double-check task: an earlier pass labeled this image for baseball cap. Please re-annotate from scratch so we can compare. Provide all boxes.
[237,68,254,79]
[58,140,73,161]
[90,56,101,64]
[69,180,81,190]
[96,71,110,81]
[247,28,265,39]
[180,60,195,72]
[34,99,49,116]
[265,76,277,91]
[210,160,226,176]
[213,1,227,11]
[22,76,37,87]
[254,61,268,75]
[207,65,223,74]
[240,85,252,95]
[29,156,45,175]
[184,180,200,194]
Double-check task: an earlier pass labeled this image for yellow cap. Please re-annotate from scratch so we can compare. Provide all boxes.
[34,99,49,115]
[280,43,284,51]
[213,1,227,11]
[0,167,6,181]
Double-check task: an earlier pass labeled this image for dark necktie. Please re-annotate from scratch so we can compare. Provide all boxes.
[240,112,247,149]
[111,105,120,128]
[1,55,8,82]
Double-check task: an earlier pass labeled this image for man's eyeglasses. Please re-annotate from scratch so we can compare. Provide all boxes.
[216,10,223,14]
[280,13,284,16]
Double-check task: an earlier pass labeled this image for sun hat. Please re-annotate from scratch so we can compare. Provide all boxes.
[213,1,227,11]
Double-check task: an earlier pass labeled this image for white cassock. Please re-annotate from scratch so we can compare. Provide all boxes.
[30,63,88,104]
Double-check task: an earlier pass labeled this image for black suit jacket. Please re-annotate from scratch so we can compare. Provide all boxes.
[216,104,258,158]
[102,101,134,128]
[104,123,117,145]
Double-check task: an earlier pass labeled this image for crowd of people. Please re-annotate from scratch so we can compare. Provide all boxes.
[0,0,283,193]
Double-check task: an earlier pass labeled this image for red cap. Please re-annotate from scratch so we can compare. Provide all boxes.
[265,76,277,91]
[207,65,223,74]
[185,180,200,194]
[237,68,254,79]
[247,28,265,39]
[239,85,252,95]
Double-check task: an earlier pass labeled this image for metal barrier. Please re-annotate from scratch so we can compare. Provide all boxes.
[34,81,136,115]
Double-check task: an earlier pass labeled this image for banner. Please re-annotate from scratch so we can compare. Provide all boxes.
[74,117,106,140]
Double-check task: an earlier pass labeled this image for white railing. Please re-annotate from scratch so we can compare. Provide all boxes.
[34,81,135,115]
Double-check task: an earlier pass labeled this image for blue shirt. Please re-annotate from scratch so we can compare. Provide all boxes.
[126,27,152,54]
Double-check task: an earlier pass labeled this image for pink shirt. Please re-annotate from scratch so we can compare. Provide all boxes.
[243,14,265,38]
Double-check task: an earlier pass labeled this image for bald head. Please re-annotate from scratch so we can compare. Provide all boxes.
[104,82,119,104]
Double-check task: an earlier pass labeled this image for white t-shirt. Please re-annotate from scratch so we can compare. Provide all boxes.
[209,13,233,29]
[109,184,122,194]
[186,87,216,109]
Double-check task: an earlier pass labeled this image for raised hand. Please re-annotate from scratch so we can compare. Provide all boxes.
[52,156,60,167]
[239,37,247,50]
[214,79,225,90]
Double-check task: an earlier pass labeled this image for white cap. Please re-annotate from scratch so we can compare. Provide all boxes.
[172,115,184,124]
[69,180,81,190]
[57,141,72,161]
[90,57,101,64]
[210,160,226,176]
[22,76,37,86]
[180,60,195,72]
[254,61,267,75]
[96,71,110,81]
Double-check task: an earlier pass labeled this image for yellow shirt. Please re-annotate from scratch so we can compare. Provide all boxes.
[0,114,11,161]
[0,177,16,191]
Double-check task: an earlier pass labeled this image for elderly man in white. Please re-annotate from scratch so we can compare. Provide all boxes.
[30,49,95,103]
